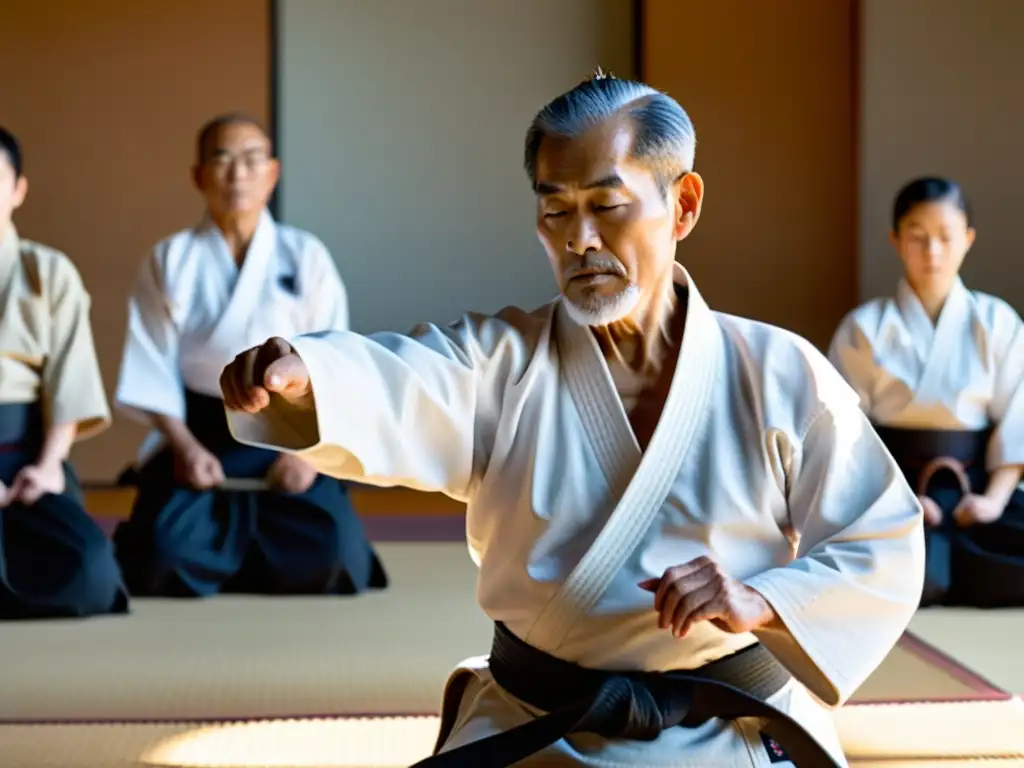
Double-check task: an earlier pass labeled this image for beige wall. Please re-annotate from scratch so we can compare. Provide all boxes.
[276,0,635,334]
[859,0,1024,309]
[643,0,857,350]
[0,0,270,481]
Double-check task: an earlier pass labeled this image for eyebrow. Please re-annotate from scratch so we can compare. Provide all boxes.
[535,174,624,195]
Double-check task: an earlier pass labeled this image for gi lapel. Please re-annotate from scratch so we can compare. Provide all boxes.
[526,263,722,651]
[205,209,277,352]
[904,277,970,404]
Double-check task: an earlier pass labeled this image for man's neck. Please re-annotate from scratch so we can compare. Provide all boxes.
[595,274,681,375]
[210,210,262,264]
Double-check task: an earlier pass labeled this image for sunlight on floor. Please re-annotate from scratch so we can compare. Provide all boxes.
[139,716,441,768]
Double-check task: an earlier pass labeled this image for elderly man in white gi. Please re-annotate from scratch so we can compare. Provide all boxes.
[218,73,925,767]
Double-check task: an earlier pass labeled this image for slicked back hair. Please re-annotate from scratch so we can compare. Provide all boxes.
[195,113,271,164]
[524,69,696,197]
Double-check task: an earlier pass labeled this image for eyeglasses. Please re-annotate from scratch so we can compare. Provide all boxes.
[204,150,272,172]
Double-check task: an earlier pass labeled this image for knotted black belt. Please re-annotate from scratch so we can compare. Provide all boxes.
[413,622,840,767]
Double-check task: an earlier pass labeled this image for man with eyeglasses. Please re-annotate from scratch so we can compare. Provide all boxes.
[111,114,387,600]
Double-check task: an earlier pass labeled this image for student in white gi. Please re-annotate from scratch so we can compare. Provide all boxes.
[0,126,128,619]
[112,114,386,598]
[829,177,1024,608]
[220,74,924,766]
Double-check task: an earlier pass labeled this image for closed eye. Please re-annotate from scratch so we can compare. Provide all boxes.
[595,204,624,212]
[543,211,568,219]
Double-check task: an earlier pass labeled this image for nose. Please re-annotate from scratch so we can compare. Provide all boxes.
[927,237,943,259]
[566,215,602,256]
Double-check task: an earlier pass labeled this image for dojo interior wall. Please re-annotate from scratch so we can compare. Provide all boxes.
[273,0,636,335]
[642,0,858,351]
[0,0,271,481]
[4,0,1018,483]
[857,0,1024,309]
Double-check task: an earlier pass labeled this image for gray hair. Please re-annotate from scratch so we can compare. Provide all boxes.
[524,69,696,196]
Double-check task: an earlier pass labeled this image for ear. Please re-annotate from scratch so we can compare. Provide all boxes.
[266,158,281,189]
[191,164,203,191]
[11,175,28,209]
[888,229,899,249]
[964,226,977,251]
[672,172,704,241]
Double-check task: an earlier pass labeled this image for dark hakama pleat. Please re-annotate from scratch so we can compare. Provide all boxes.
[0,403,128,619]
[113,390,387,598]
[875,424,1024,607]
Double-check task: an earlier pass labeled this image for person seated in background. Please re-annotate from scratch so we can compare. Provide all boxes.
[0,126,128,619]
[111,114,386,599]
[829,177,1024,608]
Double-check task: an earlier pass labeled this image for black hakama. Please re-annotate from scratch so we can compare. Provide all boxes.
[0,402,129,619]
[112,390,388,597]
[875,424,1024,607]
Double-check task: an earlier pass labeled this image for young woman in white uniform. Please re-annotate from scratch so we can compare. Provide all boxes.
[829,178,1024,607]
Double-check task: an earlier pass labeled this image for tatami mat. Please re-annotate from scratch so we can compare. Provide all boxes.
[3,539,1024,766]
[0,542,489,721]
[909,608,1024,693]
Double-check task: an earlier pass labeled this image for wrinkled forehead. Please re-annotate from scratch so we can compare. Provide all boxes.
[534,118,649,193]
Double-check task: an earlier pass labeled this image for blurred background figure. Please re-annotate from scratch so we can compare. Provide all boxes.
[829,177,1024,608]
[110,115,387,599]
[0,126,127,620]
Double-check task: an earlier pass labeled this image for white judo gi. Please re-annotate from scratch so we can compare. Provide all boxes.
[228,264,925,766]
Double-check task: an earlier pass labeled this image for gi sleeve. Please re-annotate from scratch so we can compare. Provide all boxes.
[826,314,876,414]
[114,246,185,423]
[226,313,520,501]
[41,254,111,440]
[746,390,925,707]
[985,304,1024,471]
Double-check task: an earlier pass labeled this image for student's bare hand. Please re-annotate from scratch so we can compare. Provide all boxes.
[174,442,224,490]
[953,494,1003,526]
[918,495,943,527]
[5,462,66,506]
[638,556,776,638]
[221,336,312,413]
[268,453,318,494]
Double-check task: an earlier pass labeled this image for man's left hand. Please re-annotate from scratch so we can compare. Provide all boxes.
[268,453,318,494]
[953,493,1004,526]
[638,556,776,638]
[3,462,66,507]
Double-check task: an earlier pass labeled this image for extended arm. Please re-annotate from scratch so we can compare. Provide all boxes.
[226,315,513,501]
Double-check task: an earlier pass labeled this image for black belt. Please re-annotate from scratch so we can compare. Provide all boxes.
[413,622,839,767]
[873,424,989,472]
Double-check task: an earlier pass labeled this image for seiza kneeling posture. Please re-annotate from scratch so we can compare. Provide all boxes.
[112,115,386,598]
[220,74,923,767]
[830,177,1024,608]
[0,126,127,620]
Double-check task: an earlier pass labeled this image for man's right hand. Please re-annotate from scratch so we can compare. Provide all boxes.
[173,441,225,490]
[220,336,313,414]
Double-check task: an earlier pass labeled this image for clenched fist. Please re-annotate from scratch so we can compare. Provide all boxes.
[220,336,313,413]
[638,556,776,638]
